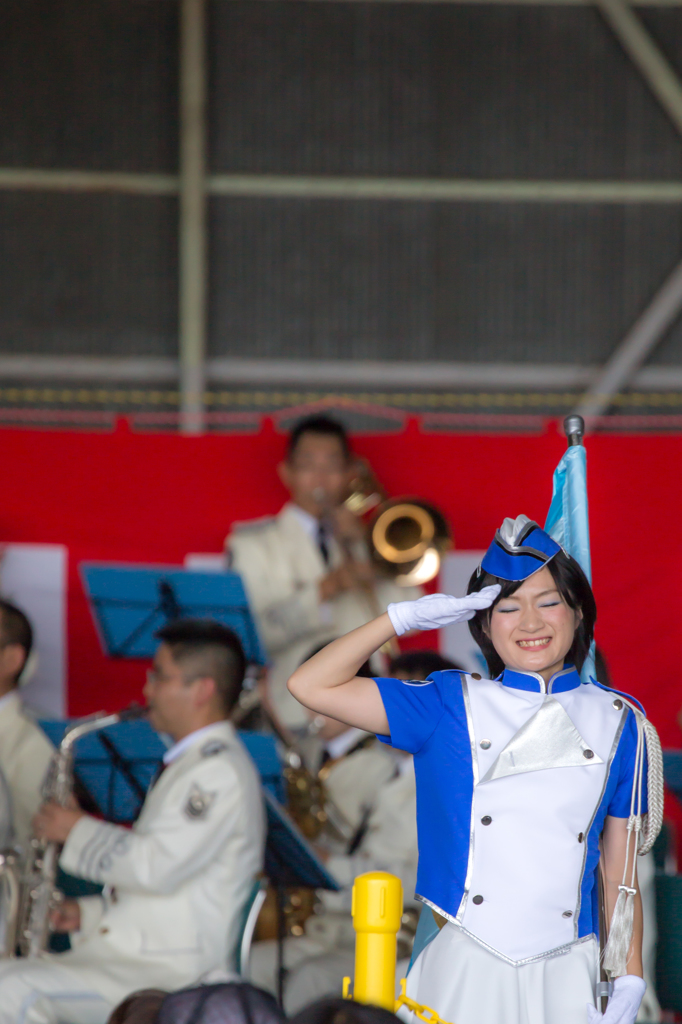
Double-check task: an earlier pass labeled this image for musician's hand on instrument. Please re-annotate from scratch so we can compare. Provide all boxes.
[387,587,502,636]
[32,801,85,843]
[331,505,367,543]
[50,899,81,933]
[586,976,646,1024]
[319,564,359,600]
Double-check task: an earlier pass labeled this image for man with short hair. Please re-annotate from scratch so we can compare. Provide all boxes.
[227,415,420,728]
[0,619,265,1024]
[0,597,54,848]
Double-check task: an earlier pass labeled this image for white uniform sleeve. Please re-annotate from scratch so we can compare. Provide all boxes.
[59,759,258,896]
[324,761,419,912]
[229,533,327,653]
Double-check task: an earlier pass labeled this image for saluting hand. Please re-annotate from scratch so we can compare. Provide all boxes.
[387,586,502,636]
[32,801,85,844]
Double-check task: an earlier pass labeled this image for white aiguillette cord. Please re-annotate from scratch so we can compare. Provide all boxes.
[602,703,664,979]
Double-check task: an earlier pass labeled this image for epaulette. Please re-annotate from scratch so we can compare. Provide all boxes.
[230,515,277,534]
[201,739,228,758]
[590,678,646,715]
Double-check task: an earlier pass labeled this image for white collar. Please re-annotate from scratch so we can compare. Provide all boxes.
[287,503,323,542]
[162,722,227,766]
[325,726,369,761]
[0,691,18,713]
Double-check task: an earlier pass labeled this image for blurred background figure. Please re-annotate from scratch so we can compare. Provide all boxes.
[0,598,54,850]
[141,983,283,1024]
[388,651,464,682]
[107,990,167,1024]
[249,654,418,1013]
[290,997,403,1024]
[227,416,422,730]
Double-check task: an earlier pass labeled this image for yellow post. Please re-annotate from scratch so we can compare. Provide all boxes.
[351,871,403,1010]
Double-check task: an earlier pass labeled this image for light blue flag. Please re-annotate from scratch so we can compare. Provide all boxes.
[544,444,596,683]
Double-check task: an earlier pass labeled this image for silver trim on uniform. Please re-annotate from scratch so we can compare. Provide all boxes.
[455,674,479,924]
[456,923,598,967]
[414,894,598,967]
[572,706,628,941]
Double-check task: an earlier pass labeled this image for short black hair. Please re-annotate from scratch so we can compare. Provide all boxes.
[389,650,464,681]
[466,549,596,679]
[155,619,246,716]
[287,414,351,461]
[0,598,33,686]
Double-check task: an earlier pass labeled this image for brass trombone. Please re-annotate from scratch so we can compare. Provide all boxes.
[344,459,452,586]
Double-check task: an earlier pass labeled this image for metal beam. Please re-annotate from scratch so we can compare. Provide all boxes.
[596,0,682,138]
[2,355,682,391]
[208,174,682,203]
[575,258,682,422]
[178,0,208,435]
[228,0,682,6]
[5,168,682,203]
[0,169,178,195]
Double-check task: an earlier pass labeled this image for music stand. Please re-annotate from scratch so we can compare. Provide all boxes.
[38,721,288,822]
[80,563,266,664]
[262,789,340,1002]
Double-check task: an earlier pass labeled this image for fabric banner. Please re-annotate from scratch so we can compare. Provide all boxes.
[544,443,596,683]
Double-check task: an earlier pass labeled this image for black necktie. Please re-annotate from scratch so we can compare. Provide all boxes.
[317,522,330,565]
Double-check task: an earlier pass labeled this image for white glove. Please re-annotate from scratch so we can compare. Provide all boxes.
[387,586,501,637]
[586,976,646,1024]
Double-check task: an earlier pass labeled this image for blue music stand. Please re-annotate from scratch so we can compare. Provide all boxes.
[263,789,340,892]
[39,720,287,823]
[262,789,340,1002]
[80,564,266,664]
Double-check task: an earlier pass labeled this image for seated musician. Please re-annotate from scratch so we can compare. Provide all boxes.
[250,658,418,1013]
[0,619,265,1024]
[227,414,421,730]
[0,598,54,850]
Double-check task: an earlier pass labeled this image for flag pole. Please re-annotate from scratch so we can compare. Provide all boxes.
[564,413,585,448]
[562,414,611,1011]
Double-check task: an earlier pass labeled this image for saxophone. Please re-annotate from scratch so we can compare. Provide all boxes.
[1,703,145,959]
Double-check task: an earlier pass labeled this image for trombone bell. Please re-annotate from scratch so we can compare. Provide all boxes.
[370,499,451,586]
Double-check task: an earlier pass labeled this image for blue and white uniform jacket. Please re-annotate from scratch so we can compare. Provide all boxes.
[374,666,646,966]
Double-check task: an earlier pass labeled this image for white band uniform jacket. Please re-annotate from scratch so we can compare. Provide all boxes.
[0,691,54,850]
[374,666,645,965]
[228,504,420,728]
[55,721,265,1002]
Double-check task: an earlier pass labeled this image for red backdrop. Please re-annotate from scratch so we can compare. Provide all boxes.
[0,417,679,750]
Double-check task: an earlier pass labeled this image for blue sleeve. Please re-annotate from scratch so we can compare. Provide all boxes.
[607,710,648,818]
[373,673,445,754]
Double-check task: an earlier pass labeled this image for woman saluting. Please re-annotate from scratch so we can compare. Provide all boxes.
[287,514,661,1024]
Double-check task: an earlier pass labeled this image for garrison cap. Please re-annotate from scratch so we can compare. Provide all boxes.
[480,514,561,582]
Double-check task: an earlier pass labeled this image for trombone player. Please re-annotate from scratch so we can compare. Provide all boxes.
[227,414,422,730]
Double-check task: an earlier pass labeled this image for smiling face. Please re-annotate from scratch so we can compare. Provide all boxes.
[486,565,580,682]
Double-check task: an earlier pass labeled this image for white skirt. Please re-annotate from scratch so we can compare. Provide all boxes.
[403,924,598,1024]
